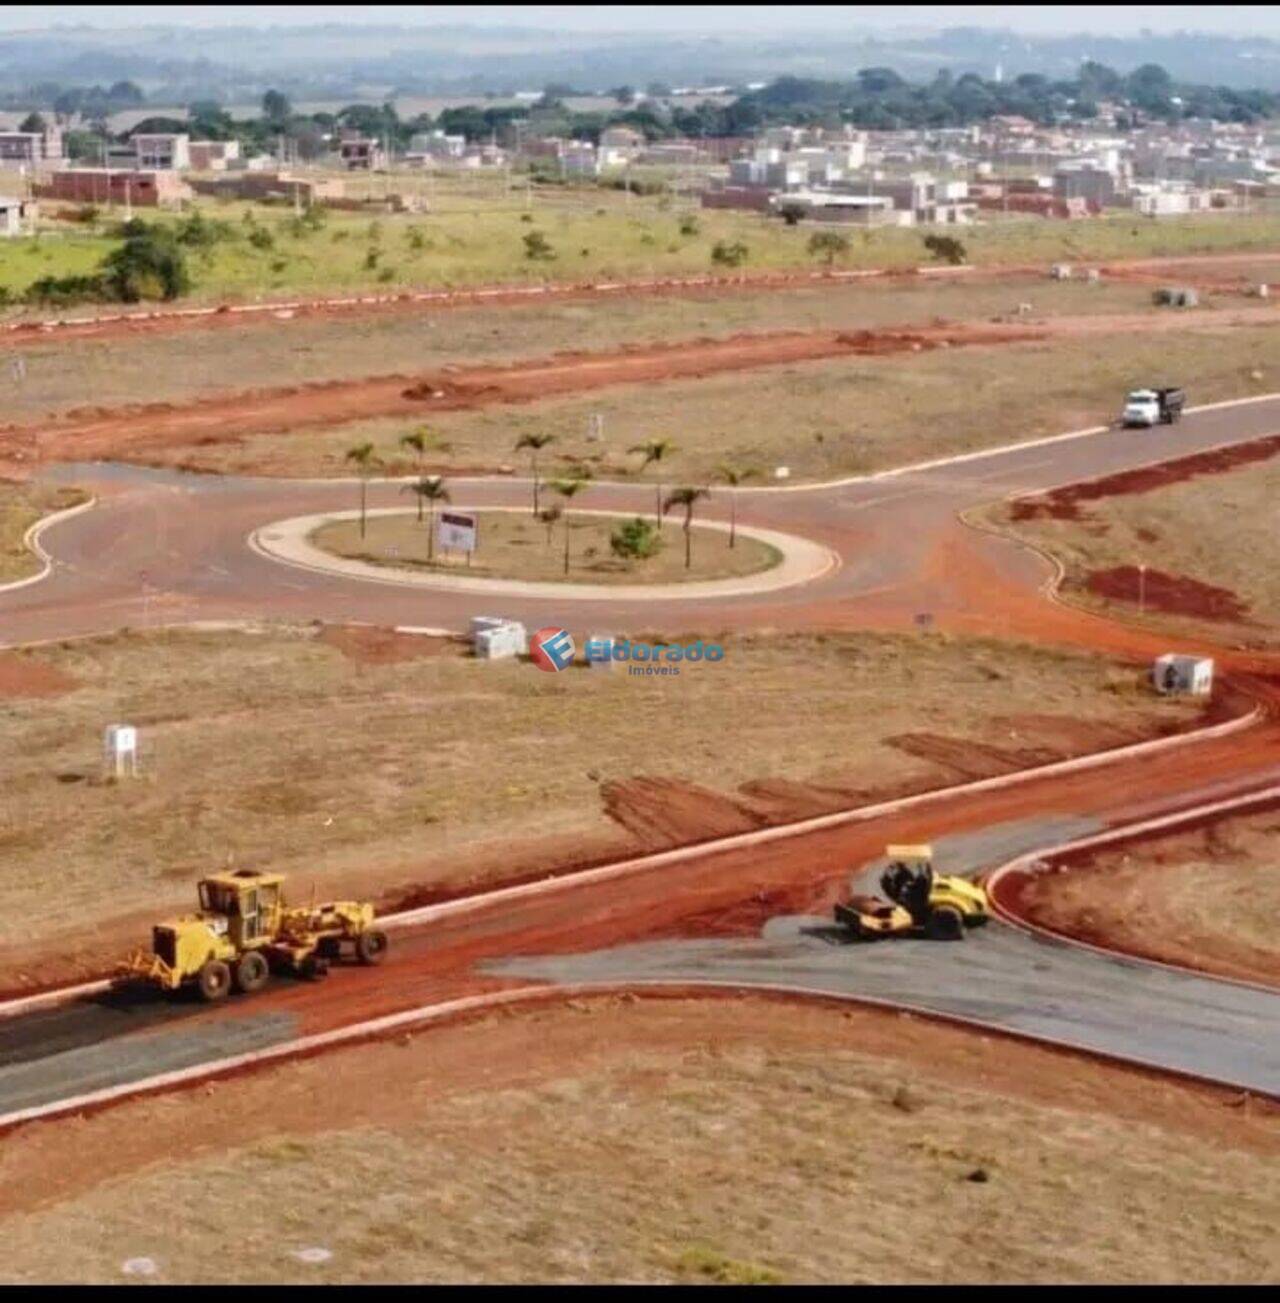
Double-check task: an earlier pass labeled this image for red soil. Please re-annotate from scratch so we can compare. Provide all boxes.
[316,624,465,665]
[1009,433,1280,522]
[0,651,77,699]
[1085,565,1251,623]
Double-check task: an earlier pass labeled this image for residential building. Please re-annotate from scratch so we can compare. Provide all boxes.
[187,140,241,171]
[0,125,62,167]
[35,168,193,208]
[0,194,37,235]
[338,135,384,170]
[133,133,190,170]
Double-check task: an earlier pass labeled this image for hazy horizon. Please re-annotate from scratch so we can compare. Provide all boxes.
[5,5,1280,38]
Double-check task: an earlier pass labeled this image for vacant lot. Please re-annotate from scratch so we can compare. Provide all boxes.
[0,275,1160,424]
[0,625,1194,984]
[311,509,779,584]
[1017,811,1280,988]
[155,322,1280,482]
[985,450,1280,644]
[8,194,1280,307]
[0,481,87,583]
[1,995,1275,1283]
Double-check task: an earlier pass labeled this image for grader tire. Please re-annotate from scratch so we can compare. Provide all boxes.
[356,928,389,966]
[234,950,270,994]
[198,960,232,1002]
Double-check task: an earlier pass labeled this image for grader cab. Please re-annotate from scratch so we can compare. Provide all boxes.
[119,868,389,1001]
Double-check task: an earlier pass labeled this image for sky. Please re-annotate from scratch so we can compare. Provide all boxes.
[5,5,1280,37]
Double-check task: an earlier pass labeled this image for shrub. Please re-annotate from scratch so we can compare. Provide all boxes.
[248,225,275,251]
[523,230,556,260]
[25,273,108,307]
[99,222,190,301]
[678,214,700,237]
[711,239,749,268]
[610,516,663,561]
[923,233,967,265]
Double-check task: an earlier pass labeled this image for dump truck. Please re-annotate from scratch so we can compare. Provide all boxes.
[118,868,389,1001]
[1121,386,1184,428]
[833,844,989,941]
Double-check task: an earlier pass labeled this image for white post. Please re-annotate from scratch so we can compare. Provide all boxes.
[1138,562,1147,615]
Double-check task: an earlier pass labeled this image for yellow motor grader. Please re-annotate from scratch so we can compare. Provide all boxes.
[118,868,389,1001]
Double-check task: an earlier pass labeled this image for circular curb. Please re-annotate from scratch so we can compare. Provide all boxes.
[250,505,839,601]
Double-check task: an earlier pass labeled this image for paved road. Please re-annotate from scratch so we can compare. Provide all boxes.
[1,396,1279,1120]
[5,396,1280,662]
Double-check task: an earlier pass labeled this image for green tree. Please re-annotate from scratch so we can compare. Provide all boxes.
[548,475,591,574]
[99,222,191,302]
[663,486,711,570]
[715,463,759,549]
[515,432,557,515]
[628,437,678,524]
[344,441,380,539]
[398,428,428,518]
[262,89,292,124]
[403,475,451,559]
[808,230,850,268]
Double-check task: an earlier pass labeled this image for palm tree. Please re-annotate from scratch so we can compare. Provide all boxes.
[402,474,451,560]
[538,503,562,546]
[399,428,428,519]
[628,437,677,524]
[344,441,381,539]
[715,463,759,549]
[515,432,557,516]
[664,486,710,570]
[548,474,591,575]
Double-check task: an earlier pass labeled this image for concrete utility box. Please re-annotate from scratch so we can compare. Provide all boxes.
[103,723,139,777]
[1153,654,1214,696]
[1050,263,1073,280]
[471,616,527,661]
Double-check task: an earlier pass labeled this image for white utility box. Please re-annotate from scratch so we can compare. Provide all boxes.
[1153,654,1214,696]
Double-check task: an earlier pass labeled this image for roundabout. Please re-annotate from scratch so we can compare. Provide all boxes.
[250,504,838,601]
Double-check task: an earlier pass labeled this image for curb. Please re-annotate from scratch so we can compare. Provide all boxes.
[0,686,1261,1024]
[984,784,1280,994]
[0,494,96,596]
[248,505,838,602]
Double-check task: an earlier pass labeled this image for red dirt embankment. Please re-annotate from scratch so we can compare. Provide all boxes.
[1085,567,1251,623]
[0,323,1043,469]
[1009,432,1280,522]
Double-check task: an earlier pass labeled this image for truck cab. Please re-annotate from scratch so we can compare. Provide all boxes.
[1122,387,1184,428]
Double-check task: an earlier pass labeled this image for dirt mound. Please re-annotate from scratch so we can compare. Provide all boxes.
[601,776,769,848]
[1085,566,1251,623]
[0,652,77,699]
[317,624,463,665]
[1010,434,1280,522]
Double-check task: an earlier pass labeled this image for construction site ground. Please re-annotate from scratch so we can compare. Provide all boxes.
[2,250,1280,1283]
[0,625,1198,993]
[1012,809,1280,989]
[983,437,1280,646]
[4,308,1276,483]
[0,994,1276,1284]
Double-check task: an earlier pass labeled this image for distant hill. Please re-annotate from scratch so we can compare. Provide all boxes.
[0,21,1278,108]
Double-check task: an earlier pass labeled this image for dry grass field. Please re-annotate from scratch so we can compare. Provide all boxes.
[0,624,1195,981]
[1,995,1275,1284]
[983,455,1280,645]
[0,482,87,583]
[154,322,1280,482]
[1,275,1159,424]
[1017,812,1280,988]
[311,509,780,584]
